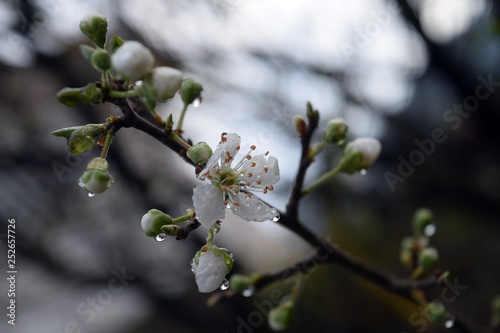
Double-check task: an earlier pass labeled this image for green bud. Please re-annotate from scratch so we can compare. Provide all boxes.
[228,274,252,293]
[79,44,96,63]
[268,300,295,331]
[78,157,113,195]
[293,115,307,137]
[180,78,203,105]
[324,118,348,145]
[57,83,103,107]
[339,138,381,174]
[412,208,435,237]
[141,209,174,237]
[91,48,111,71]
[53,124,105,155]
[306,101,319,123]
[425,301,446,323]
[418,247,439,273]
[79,13,108,48]
[187,142,213,164]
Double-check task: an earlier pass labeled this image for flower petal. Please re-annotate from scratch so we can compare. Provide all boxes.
[193,183,225,227]
[240,155,280,188]
[230,192,279,222]
[198,133,241,179]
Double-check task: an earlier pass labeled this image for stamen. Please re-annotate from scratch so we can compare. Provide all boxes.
[246,193,252,198]
[269,185,274,191]
[245,181,251,186]
[224,200,229,206]
[263,167,269,173]
[251,162,256,167]
[250,145,256,150]
[235,145,241,151]
[233,202,240,206]
[247,172,253,177]
[221,134,228,142]
[264,151,269,156]
[256,179,262,185]
[246,155,252,160]
[263,187,268,194]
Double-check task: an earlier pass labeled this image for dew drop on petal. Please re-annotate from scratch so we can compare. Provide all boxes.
[155,233,167,242]
[242,286,255,297]
[193,97,202,108]
[87,192,95,197]
[272,212,280,222]
[424,224,436,237]
[360,169,367,176]
[220,278,230,290]
[445,317,455,329]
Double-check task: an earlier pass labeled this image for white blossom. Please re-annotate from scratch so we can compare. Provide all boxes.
[191,246,229,293]
[111,41,154,81]
[192,133,280,227]
[151,66,183,101]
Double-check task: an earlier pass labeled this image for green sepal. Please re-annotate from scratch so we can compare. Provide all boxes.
[111,35,125,53]
[52,124,105,155]
[79,44,96,63]
[57,83,103,107]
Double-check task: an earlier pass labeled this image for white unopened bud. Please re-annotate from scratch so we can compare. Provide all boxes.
[340,137,381,173]
[151,66,183,101]
[141,209,173,237]
[111,41,154,81]
[78,157,113,195]
[191,246,233,293]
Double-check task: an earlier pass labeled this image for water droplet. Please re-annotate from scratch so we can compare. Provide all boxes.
[155,233,166,242]
[424,224,436,237]
[360,169,367,176]
[193,96,202,108]
[219,248,234,261]
[87,192,95,197]
[445,317,455,329]
[220,278,230,290]
[242,286,255,297]
[272,213,280,222]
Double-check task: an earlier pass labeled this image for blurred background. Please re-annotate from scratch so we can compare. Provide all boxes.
[0,0,499,332]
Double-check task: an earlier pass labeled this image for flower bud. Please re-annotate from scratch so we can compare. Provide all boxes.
[79,14,108,48]
[412,208,435,237]
[57,83,103,107]
[191,245,233,293]
[425,301,446,323]
[52,124,105,155]
[78,157,113,195]
[111,41,154,81]
[293,115,307,137]
[187,142,213,165]
[228,274,252,293]
[268,300,295,331]
[151,66,183,101]
[91,48,111,71]
[324,118,348,145]
[141,209,174,237]
[180,78,203,105]
[418,247,439,273]
[339,137,381,173]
